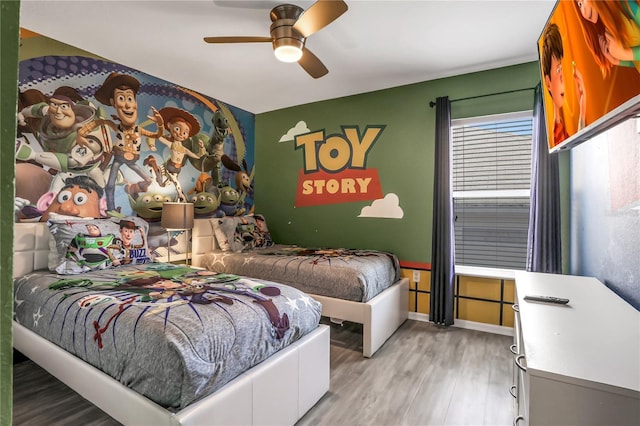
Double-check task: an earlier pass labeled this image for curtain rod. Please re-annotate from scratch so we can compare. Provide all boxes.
[429,86,536,108]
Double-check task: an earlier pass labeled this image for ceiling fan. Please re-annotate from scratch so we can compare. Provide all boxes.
[204,0,348,79]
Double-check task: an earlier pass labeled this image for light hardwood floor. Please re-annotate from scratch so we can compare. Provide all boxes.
[13,319,514,426]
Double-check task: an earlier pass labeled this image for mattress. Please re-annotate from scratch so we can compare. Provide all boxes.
[201,244,401,302]
[13,263,322,410]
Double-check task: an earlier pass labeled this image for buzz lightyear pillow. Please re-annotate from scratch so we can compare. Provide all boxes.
[47,215,151,274]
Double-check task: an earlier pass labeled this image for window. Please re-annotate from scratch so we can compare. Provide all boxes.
[452,111,533,270]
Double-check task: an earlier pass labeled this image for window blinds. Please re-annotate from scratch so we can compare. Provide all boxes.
[452,112,533,270]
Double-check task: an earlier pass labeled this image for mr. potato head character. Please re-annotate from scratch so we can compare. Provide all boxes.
[38,175,107,222]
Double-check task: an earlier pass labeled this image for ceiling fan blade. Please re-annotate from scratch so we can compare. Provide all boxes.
[298,47,328,79]
[293,0,348,37]
[204,36,272,44]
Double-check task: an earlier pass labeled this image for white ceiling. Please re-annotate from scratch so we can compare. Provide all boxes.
[19,0,555,114]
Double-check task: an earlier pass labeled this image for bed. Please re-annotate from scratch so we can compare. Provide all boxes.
[13,221,330,426]
[190,217,409,358]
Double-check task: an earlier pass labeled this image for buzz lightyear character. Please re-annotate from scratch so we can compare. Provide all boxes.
[65,223,121,270]
[17,87,100,154]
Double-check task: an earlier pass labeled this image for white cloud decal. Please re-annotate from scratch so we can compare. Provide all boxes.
[279,120,310,142]
[358,193,404,219]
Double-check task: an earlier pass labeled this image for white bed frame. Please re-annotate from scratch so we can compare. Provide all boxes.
[13,222,330,426]
[191,218,409,358]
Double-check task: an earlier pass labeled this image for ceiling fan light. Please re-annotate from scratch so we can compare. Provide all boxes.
[274,45,303,63]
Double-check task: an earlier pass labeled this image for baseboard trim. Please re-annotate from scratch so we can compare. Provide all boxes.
[408,312,513,336]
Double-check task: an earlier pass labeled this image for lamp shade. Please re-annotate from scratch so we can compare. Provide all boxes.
[161,202,194,230]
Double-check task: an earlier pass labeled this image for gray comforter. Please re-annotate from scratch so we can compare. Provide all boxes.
[202,245,401,302]
[13,263,322,410]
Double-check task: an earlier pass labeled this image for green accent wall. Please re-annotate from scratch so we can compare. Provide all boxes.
[1,1,19,423]
[255,62,543,264]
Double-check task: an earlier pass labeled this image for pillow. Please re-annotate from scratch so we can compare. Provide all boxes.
[212,214,274,252]
[46,213,92,272]
[47,215,151,274]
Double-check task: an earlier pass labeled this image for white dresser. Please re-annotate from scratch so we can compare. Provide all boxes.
[512,271,640,425]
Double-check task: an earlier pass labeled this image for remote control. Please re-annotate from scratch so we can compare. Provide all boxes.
[524,295,570,305]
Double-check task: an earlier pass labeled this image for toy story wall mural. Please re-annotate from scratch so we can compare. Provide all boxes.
[15,55,255,258]
[279,120,404,219]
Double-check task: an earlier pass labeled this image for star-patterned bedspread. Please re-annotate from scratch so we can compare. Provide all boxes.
[13,263,322,410]
[202,245,401,302]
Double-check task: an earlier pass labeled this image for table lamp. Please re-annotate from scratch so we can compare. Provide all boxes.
[161,201,195,265]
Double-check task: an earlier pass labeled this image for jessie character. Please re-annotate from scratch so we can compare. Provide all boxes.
[146,107,205,201]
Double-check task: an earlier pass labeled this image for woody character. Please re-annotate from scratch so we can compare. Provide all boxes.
[77,72,164,213]
[113,219,147,265]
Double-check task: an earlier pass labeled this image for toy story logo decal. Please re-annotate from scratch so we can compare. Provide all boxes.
[280,121,404,219]
[291,124,384,207]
